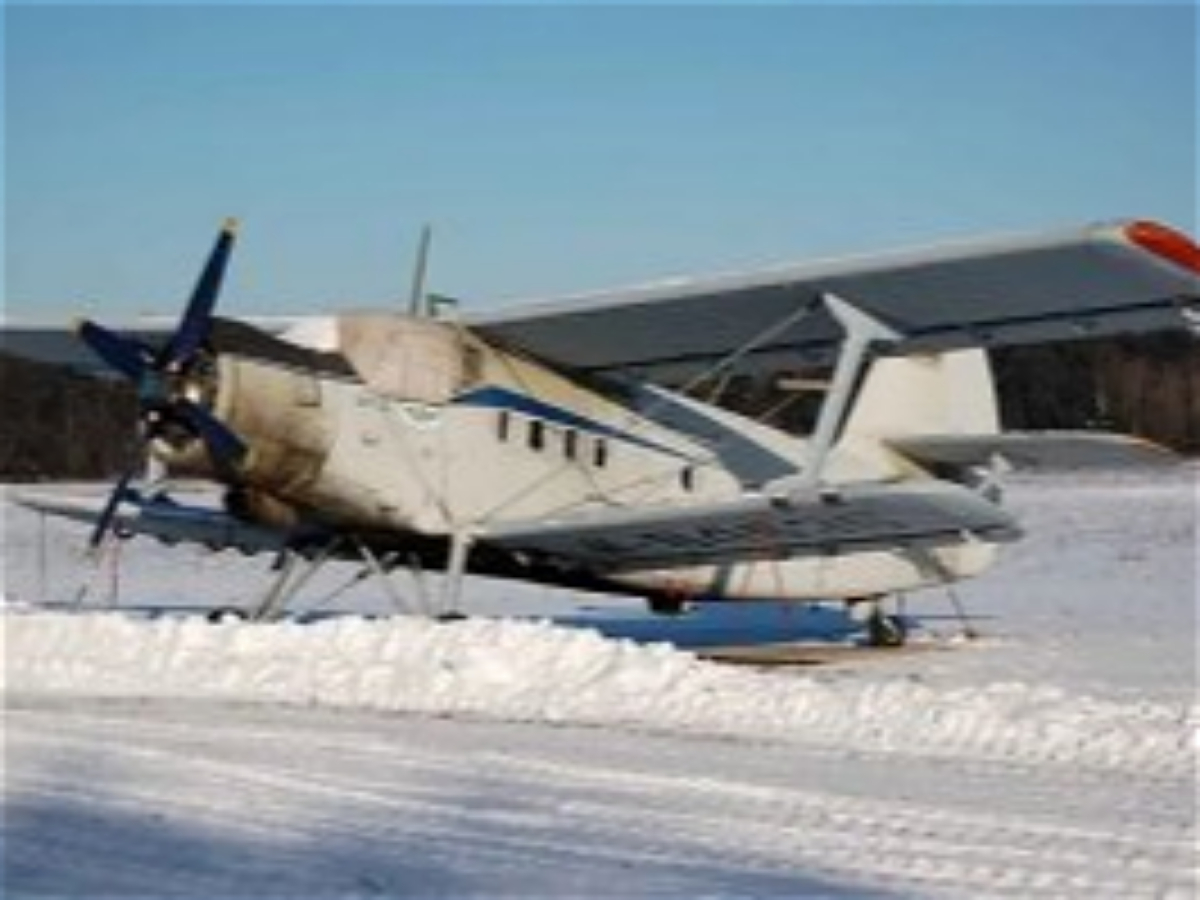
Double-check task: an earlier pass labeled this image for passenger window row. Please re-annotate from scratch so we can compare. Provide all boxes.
[495,410,695,491]
[497,411,609,468]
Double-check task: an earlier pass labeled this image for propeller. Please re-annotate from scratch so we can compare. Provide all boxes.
[87,462,140,551]
[159,220,238,365]
[80,219,248,549]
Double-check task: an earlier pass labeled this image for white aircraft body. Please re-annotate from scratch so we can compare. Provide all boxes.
[11,218,1198,642]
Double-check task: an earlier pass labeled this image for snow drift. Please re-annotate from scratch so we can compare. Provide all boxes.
[5,610,1193,776]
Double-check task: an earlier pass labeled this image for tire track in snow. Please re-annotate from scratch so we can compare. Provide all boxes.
[6,702,864,897]
[6,698,1194,899]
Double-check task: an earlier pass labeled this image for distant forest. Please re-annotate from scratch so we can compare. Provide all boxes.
[0,354,138,480]
[0,333,1196,481]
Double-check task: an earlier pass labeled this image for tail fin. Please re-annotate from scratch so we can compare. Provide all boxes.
[844,348,1000,443]
[840,349,1171,475]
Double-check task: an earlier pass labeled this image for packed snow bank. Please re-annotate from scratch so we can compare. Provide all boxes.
[5,611,1193,776]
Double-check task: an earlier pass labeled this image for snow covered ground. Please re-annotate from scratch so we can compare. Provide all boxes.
[2,470,1197,898]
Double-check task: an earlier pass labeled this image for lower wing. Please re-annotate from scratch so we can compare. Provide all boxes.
[15,490,289,556]
[486,481,1021,573]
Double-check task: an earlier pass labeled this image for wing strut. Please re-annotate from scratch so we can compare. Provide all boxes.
[249,539,345,622]
[793,293,902,492]
[442,529,475,613]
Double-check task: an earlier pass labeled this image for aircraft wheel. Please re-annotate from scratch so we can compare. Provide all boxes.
[647,594,691,616]
[866,610,907,648]
[206,607,248,624]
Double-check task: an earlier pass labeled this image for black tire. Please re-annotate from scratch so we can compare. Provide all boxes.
[866,613,907,648]
[206,607,248,624]
[648,595,690,616]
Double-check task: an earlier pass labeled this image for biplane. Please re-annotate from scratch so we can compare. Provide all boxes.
[10,218,1197,643]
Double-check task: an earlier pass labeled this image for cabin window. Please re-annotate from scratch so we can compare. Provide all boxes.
[528,419,545,451]
[594,438,609,468]
[564,429,579,461]
[681,465,696,492]
[497,411,511,442]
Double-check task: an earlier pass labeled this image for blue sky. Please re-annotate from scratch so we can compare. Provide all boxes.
[4,4,1196,319]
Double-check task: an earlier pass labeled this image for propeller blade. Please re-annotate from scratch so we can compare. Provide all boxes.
[76,320,149,382]
[88,462,140,550]
[174,400,247,475]
[160,218,239,366]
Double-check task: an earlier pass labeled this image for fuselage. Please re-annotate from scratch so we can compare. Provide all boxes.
[158,313,999,602]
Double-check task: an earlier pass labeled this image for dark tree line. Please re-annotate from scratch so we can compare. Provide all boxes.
[993,333,1199,451]
[0,353,139,480]
[0,333,1195,480]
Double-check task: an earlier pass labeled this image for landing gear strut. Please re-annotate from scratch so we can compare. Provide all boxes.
[239,532,477,623]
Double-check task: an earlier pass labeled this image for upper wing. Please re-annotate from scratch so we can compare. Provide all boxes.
[8,220,1196,385]
[471,220,1200,382]
[486,480,1021,573]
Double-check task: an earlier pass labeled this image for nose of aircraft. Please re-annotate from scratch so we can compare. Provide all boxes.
[74,219,249,549]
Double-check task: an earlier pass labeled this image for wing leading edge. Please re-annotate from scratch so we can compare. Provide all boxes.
[15,490,289,555]
[472,220,1200,382]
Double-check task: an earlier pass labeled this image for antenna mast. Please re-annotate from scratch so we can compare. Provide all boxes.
[407,224,433,317]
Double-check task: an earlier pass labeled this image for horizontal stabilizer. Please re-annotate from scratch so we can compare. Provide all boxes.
[889,432,1178,471]
[487,481,1020,573]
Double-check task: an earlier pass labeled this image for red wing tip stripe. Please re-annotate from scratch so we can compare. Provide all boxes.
[1123,220,1200,275]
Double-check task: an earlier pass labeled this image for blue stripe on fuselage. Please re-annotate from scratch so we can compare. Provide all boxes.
[453,386,692,461]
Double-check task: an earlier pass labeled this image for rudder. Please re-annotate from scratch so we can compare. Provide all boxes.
[843,349,1000,443]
